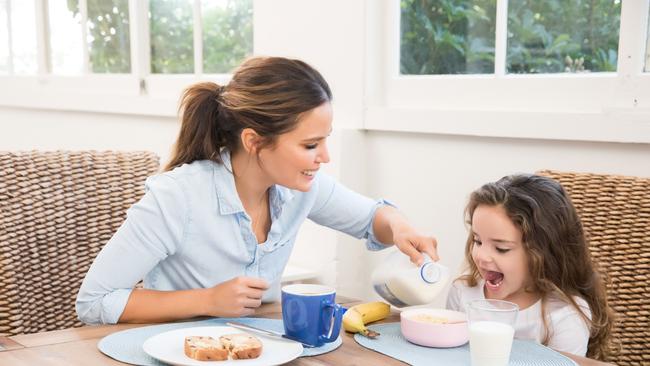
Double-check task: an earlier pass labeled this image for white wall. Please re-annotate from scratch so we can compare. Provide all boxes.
[1,0,649,306]
[0,107,178,162]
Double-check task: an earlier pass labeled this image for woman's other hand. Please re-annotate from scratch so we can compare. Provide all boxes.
[204,276,269,317]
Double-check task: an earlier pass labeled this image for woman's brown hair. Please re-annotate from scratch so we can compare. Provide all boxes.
[460,174,613,360]
[165,56,332,171]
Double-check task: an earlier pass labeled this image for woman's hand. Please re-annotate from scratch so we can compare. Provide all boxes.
[203,276,269,317]
[373,205,439,266]
[392,224,439,266]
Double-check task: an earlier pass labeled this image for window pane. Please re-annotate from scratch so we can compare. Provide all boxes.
[49,0,84,74]
[202,0,253,74]
[400,0,497,75]
[150,0,193,74]
[0,0,8,74]
[11,0,37,74]
[507,0,621,74]
[87,0,131,73]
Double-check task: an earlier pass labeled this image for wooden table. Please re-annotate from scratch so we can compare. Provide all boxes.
[0,297,612,365]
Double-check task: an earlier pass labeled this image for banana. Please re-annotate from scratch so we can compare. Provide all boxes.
[342,301,391,338]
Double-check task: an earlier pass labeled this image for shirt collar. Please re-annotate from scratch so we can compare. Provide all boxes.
[270,184,294,219]
[213,150,245,215]
[213,149,294,216]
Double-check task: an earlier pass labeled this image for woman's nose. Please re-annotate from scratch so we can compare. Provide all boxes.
[316,143,330,164]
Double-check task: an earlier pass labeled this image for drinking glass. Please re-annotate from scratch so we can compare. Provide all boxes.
[467,299,519,366]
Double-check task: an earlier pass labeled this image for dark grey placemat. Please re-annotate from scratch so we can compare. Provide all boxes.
[354,322,577,366]
[98,317,342,365]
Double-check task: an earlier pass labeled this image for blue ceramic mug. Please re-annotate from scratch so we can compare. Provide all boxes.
[281,284,345,347]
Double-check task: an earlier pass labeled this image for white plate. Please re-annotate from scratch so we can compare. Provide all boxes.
[142,326,303,366]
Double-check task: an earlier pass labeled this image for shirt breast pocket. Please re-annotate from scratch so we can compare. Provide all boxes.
[268,237,294,252]
[259,238,295,282]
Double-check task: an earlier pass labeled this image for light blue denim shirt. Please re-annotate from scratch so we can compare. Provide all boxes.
[76,151,390,324]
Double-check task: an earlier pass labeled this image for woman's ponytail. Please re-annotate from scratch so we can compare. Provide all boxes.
[165,82,233,171]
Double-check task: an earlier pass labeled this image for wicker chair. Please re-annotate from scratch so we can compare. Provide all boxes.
[0,151,159,336]
[537,170,650,366]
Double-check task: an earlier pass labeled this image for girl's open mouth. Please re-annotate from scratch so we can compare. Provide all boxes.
[484,270,504,291]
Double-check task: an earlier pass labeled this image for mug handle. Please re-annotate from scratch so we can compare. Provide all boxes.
[319,302,344,344]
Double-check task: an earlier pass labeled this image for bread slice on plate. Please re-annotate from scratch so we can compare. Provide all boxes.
[219,333,263,360]
[184,336,229,361]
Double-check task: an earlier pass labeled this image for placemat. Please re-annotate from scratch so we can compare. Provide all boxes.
[354,323,578,366]
[98,317,342,365]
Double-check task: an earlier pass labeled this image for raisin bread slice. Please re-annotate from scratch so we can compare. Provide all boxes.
[183,336,229,361]
[219,333,263,360]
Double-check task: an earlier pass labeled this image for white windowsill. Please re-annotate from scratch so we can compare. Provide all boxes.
[2,84,649,144]
[365,107,650,144]
[0,89,178,117]
[0,74,231,118]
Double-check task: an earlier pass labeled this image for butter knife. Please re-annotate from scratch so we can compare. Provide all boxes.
[225,321,315,348]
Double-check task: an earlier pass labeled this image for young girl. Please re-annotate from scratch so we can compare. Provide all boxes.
[76,56,437,325]
[447,174,613,359]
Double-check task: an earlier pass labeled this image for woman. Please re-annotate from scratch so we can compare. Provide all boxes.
[76,56,437,324]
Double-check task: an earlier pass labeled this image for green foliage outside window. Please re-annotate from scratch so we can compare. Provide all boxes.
[149,0,253,74]
[67,0,132,73]
[400,0,497,75]
[150,0,194,74]
[66,0,252,74]
[203,0,253,74]
[400,0,621,75]
[87,0,131,73]
[507,0,620,73]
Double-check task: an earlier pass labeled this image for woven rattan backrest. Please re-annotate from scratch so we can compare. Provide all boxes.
[537,170,649,366]
[0,151,159,336]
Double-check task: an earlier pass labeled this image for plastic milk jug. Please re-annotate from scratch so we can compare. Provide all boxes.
[372,250,450,307]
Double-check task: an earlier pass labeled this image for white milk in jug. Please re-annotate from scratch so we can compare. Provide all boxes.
[372,250,450,307]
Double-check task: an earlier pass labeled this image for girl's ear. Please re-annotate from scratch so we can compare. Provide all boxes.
[240,128,262,154]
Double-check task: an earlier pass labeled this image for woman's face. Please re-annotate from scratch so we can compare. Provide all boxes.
[258,102,332,192]
[470,204,536,307]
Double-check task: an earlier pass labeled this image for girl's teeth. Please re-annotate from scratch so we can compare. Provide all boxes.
[485,271,504,287]
[302,171,315,176]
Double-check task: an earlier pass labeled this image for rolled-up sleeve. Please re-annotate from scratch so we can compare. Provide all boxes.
[75,175,188,324]
[307,172,393,251]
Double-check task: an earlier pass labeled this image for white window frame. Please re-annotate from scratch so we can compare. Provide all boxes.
[3,0,15,74]
[0,0,239,116]
[365,0,650,143]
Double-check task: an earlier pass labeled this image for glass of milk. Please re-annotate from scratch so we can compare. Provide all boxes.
[467,299,519,366]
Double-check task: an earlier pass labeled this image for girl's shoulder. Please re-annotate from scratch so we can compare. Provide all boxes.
[546,293,592,321]
[450,277,484,298]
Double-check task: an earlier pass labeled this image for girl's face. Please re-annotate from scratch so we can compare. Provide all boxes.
[471,204,537,307]
[258,102,332,192]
